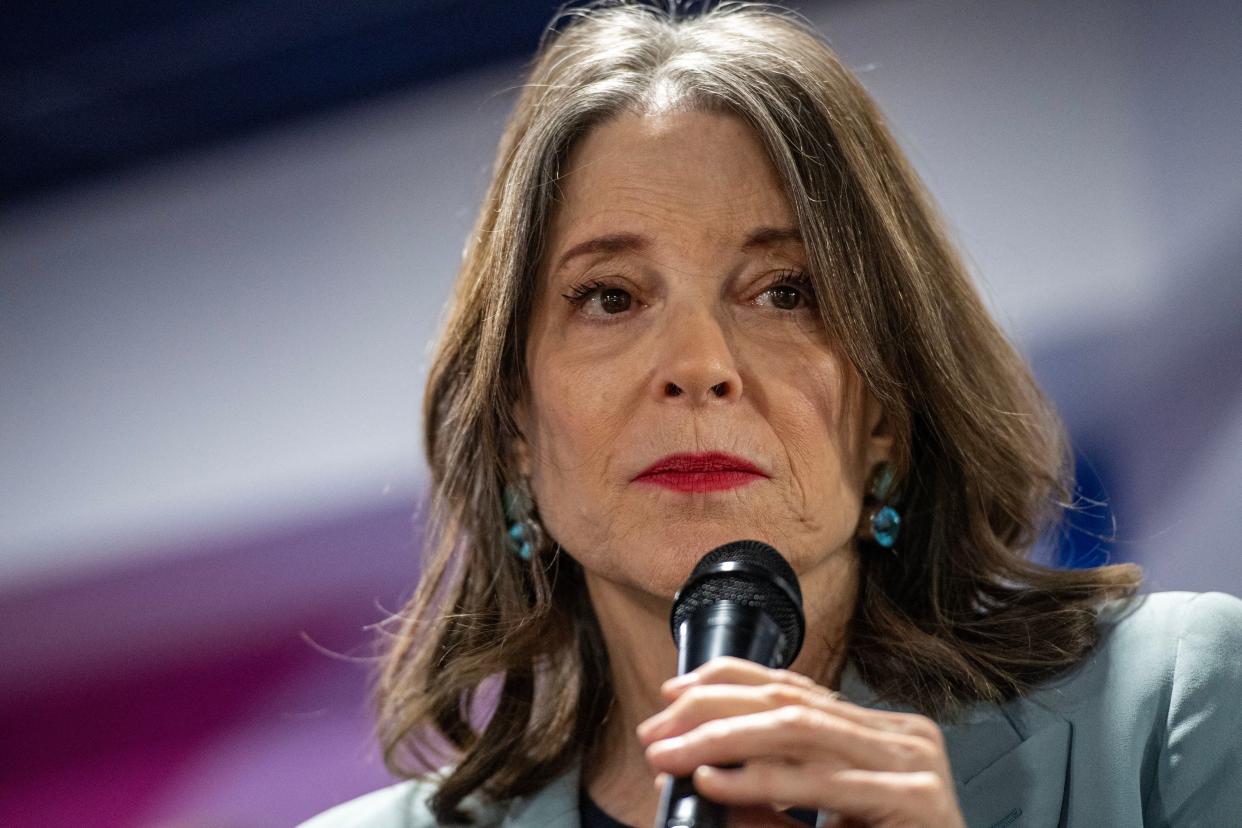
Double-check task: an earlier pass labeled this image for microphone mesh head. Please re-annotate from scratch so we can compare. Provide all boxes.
[671,540,805,667]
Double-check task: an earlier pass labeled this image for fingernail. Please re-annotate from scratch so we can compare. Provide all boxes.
[646,736,684,757]
[639,713,672,743]
[662,674,696,692]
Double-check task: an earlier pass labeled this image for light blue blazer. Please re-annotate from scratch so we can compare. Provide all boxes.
[300,591,1242,827]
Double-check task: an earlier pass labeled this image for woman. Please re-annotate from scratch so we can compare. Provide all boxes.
[303,3,1242,826]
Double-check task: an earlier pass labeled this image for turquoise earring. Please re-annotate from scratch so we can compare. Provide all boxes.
[502,477,545,561]
[858,462,901,550]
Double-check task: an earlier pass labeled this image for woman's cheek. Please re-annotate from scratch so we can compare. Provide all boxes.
[530,357,629,487]
[770,352,859,497]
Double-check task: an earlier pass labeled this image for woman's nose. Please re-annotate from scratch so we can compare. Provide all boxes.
[653,307,743,405]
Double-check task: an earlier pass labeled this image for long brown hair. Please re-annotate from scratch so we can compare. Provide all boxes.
[374,2,1141,821]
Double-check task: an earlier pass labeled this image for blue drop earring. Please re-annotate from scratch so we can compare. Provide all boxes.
[503,477,545,562]
[858,462,901,551]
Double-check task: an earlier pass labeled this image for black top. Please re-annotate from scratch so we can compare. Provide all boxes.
[579,787,819,827]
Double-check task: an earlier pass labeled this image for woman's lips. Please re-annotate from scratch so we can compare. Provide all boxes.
[633,452,767,493]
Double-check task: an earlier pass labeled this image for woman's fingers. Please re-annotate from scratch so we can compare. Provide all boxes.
[820,769,958,824]
[646,705,939,778]
[651,770,809,827]
[692,759,961,827]
[690,759,819,807]
[642,682,800,742]
[644,680,935,747]
[640,657,965,826]
[659,657,942,743]
[645,680,943,779]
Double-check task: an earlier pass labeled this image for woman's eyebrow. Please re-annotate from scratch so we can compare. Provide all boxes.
[741,226,803,250]
[551,225,803,274]
[553,232,648,273]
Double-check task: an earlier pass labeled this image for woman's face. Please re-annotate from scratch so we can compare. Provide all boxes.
[516,109,892,598]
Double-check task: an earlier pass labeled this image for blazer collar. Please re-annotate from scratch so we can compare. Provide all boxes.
[502,761,582,828]
[841,660,1072,828]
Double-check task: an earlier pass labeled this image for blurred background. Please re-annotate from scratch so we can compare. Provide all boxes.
[2,0,1239,825]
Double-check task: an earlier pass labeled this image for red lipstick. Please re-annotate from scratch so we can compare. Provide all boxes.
[633,452,767,493]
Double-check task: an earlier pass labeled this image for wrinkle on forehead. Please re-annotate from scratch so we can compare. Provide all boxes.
[545,111,798,272]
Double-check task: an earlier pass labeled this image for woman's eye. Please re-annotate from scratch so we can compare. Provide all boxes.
[596,287,632,314]
[562,282,633,316]
[755,272,814,311]
[761,285,803,310]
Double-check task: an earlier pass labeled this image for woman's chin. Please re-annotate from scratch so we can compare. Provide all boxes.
[590,528,854,590]
[599,530,782,590]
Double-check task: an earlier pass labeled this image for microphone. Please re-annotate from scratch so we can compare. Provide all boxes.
[655,540,806,828]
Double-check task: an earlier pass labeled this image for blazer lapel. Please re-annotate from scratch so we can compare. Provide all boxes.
[953,712,1071,828]
[840,662,1072,828]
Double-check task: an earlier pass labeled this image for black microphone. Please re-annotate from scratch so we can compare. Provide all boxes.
[655,540,806,828]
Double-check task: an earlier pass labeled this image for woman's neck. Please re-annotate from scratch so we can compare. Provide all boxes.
[580,551,859,827]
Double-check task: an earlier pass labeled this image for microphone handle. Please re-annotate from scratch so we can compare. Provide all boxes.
[655,602,786,828]
[676,602,786,674]
[657,774,728,828]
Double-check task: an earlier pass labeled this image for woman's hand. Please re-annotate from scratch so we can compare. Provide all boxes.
[637,656,966,828]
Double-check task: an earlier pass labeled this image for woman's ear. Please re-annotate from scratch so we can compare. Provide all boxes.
[510,399,534,478]
[861,389,897,468]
